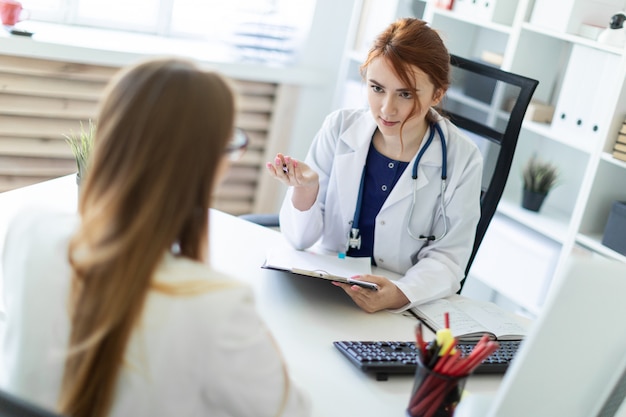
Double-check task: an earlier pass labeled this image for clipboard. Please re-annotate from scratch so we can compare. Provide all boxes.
[262,246,379,290]
[289,268,379,290]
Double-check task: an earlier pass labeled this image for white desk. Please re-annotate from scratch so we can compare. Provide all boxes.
[0,175,502,416]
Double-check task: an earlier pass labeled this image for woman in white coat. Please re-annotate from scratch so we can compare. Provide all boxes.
[2,58,310,417]
[266,18,483,313]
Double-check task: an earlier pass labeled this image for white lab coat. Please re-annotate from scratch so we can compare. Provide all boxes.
[280,108,483,310]
[1,208,310,417]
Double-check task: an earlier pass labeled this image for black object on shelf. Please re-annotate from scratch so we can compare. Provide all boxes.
[521,189,547,212]
[2,25,33,37]
[602,201,626,256]
[10,28,33,37]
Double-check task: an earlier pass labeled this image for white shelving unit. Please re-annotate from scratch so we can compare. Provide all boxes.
[335,0,626,316]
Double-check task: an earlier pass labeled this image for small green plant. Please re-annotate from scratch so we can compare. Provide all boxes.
[64,120,95,180]
[522,155,559,194]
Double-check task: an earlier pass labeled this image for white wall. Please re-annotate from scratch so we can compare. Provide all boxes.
[285,0,361,160]
[258,0,361,212]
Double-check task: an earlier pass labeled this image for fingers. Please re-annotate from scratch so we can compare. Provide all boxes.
[275,154,289,174]
[265,153,298,183]
[266,153,318,191]
[332,275,399,313]
[332,280,381,313]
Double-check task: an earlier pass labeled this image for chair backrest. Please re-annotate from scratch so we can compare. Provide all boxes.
[0,389,65,417]
[442,55,538,291]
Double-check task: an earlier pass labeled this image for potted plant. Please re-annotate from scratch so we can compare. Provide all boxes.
[521,155,559,212]
[64,120,95,188]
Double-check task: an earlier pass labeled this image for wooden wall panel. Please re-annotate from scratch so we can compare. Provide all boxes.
[0,55,118,81]
[0,54,290,216]
[216,80,278,215]
[0,54,106,191]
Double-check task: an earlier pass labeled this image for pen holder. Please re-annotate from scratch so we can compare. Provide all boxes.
[406,359,467,417]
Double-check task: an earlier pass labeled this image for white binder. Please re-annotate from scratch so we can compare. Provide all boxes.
[530,0,626,35]
[551,44,621,150]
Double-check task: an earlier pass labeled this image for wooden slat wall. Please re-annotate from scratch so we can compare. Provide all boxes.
[213,82,278,215]
[0,54,288,215]
[0,55,110,192]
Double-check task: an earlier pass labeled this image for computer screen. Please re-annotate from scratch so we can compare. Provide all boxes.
[484,256,626,417]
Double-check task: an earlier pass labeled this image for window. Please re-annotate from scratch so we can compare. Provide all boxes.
[75,0,161,32]
[23,0,316,40]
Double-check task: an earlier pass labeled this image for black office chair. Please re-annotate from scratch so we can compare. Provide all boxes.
[238,212,281,228]
[0,389,66,417]
[443,55,538,291]
[240,55,538,292]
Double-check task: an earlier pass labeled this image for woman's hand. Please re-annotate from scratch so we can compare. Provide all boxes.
[266,153,319,211]
[265,153,318,188]
[332,275,410,313]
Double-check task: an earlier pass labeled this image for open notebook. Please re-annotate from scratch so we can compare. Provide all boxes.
[455,256,626,417]
[410,294,529,342]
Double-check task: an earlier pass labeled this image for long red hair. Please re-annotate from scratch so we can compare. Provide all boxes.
[361,18,450,136]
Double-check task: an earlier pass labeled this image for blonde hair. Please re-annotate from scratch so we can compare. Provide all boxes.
[59,57,235,417]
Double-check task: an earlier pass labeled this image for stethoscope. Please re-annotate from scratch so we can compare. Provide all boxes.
[347,122,449,250]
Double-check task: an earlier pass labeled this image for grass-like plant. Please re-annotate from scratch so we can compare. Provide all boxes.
[522,155,559,194]
[64,120,95,180]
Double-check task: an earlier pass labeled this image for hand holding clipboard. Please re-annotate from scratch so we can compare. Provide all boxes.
[263,246,378,290]
[290,268,379,290]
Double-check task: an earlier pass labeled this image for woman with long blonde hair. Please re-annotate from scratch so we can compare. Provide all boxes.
[2,57,309,417]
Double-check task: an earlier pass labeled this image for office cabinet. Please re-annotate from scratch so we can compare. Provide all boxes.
[335,0,626,316]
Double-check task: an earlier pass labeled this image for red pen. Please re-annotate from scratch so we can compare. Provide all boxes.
[415,323,427,357]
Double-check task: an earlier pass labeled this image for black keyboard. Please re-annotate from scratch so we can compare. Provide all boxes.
[334,340,522,380]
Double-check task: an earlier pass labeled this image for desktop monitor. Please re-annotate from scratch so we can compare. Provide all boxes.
[455,256,626,417]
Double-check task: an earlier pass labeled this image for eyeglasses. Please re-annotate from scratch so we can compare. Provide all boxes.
[224,128,249,161]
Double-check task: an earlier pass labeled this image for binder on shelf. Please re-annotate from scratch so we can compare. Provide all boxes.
[530,0,621,35]
[451,0,517,26]
[550,44,621,149]
[602,201,626,256]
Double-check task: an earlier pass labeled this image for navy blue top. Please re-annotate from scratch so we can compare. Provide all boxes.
[347,141,409,262]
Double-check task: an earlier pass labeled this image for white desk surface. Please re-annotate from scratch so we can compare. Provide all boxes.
[0,175,502,416]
